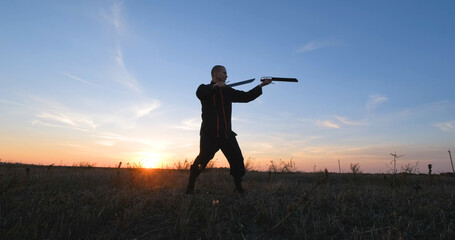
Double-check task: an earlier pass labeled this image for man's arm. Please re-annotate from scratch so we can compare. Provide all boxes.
[231,79,272,103]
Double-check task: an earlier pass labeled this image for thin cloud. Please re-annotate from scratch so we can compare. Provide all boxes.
[55,142,89,148]
[434,121,455,132]
[133,100,161,118]
[32,120,91,132]
[317,120,340,129]
[101,1,124,34]
[114,46,142,93]
[99,133,170,148]
[62,73,97,86]
[36,112,98,130]
[37,112,76,126]
[175,118,200,131]
[297,40,341,53]
[101,2,142,93]
[0,98,31,109]
[367,94,388,111]
[96,140,116,146]
[334,116,367,126]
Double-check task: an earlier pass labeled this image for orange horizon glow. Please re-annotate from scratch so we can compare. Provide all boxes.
[1,138,453,174]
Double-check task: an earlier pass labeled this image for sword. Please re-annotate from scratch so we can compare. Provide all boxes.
[226,78,255,87]
[260,76,298,82]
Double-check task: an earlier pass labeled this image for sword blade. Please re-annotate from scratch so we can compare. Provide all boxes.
[261,77,298,82]
[226,78,255,87]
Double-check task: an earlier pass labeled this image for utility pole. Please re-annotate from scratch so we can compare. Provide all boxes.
[338,159,341,174]
[390,152,404,174]
[449,149,455,174]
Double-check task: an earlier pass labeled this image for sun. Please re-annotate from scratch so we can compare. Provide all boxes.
[139,152,162,168]
[143,158,159,168]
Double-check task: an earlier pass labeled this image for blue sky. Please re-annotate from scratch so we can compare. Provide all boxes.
[1,1,454,173]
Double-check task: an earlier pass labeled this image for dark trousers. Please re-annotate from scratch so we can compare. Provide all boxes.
[191,134,245,179]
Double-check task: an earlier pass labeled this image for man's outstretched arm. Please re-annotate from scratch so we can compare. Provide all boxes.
[231,79,272,103]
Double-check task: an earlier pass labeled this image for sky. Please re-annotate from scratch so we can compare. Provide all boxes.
[1,1,454,173]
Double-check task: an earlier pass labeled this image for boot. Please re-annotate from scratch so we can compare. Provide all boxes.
[234,177,245,194]
[185,166,201,194]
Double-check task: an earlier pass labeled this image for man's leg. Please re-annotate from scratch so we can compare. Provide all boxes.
[221,136,246,193]
[186,135,219,194]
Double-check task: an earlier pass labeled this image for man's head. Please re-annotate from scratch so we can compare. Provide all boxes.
[211,65,227,83]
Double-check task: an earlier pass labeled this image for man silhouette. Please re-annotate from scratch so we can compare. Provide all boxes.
[186,65,271,194]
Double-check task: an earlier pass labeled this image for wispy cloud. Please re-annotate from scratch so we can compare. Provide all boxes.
[434,121,455,132]
[114,47,142,93]
[99,133,170,149]
[175,118,200,131]
[101,1,124,34]
[100,2,142,93]
[62,73,97,86]
[317,120,340,129]
[133,100,161,118]
[0,98,31,109]
[32,120,91,132]
[37,112,76,126]
[334,116,368,126]
[297,40,342,53]
[367,94,388,111]
[36,112,98,130]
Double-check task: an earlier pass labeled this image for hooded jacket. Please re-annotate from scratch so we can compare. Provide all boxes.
[196,81,262,138]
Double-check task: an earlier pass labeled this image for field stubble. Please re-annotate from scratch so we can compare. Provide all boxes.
[0,164,454,239]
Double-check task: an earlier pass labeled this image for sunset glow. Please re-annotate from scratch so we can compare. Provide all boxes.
[0,1,454,173]
[138,152,162,169]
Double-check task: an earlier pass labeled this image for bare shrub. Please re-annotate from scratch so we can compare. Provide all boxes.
[244,157,256,172]
[72,162,96,168]
[268,159,297,173]
[400,161,419,174]
[350,163,361,174]
[173,159,190,170]
[130,162,144,168]
[206,160,216,169]
[268,160,279,172]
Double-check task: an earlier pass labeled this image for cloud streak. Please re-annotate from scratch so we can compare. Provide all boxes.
[367,94,388,111]
[434,121,455,132]
[133,100,161,118]
[334,116,368,126]
[317,120,340,129]
[297,40,342,53]
[175,118,200,131]
[101,1,124,34]
[101,2,142,93]
[63,73,97,86]
[114,47,143,93]
[36,112,98,131]
[32,120,91,132]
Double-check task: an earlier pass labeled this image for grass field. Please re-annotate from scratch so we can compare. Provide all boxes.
[1,163,454,239]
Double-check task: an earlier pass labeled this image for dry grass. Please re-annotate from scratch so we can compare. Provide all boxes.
[0,163,454,239]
